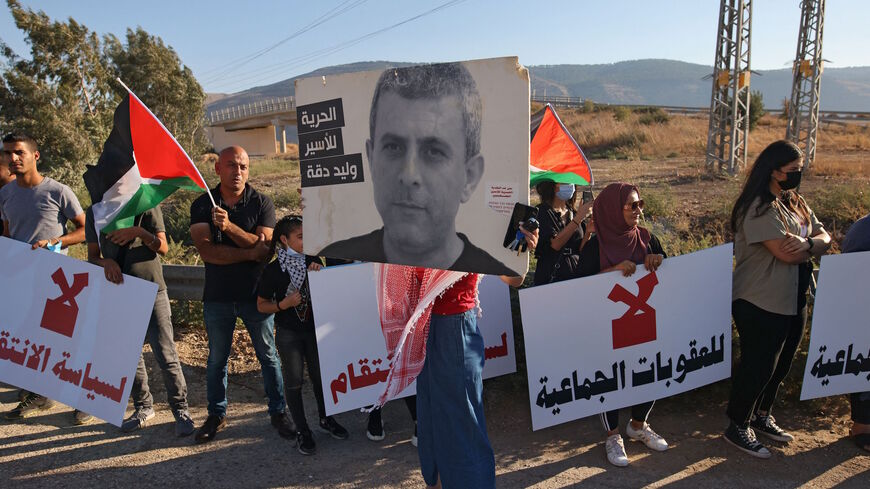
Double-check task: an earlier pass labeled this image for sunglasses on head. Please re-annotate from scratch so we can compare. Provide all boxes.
[623,200,644,211]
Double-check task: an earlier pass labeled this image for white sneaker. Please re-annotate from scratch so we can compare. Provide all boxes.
[605,434,629,467]
[626,422,669,451]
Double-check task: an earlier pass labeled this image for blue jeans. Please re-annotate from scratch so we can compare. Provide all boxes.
[203,301,285,417]
[416,310,495,489]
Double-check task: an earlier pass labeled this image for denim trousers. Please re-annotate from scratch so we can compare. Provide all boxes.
[131,289,188,412]
[203,301,286,416]
[416,310,495,489]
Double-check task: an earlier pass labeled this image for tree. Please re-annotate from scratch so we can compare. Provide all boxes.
[0,0,206,191]
[748,90,765,131]
[105,28,207,155]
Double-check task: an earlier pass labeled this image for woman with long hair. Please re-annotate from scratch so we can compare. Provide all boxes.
[532,181,593,285]
[724,140,830,459]
[576,182,669,467]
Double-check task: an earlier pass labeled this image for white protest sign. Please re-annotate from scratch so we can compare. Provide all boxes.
[298,57,531,277]
[519,244,733,431]
[0,237,157,425]
[309,263,516,416]
[800,251,870,400]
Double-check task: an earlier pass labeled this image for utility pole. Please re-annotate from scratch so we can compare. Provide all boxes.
[786,0,825,170]
[705,0,752,175]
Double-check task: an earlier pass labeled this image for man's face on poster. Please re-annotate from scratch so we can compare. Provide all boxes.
[366,92,483,253]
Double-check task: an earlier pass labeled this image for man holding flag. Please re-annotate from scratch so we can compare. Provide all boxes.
[82,82,212,432]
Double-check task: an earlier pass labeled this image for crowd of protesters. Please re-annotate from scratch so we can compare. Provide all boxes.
[2,132,868,489]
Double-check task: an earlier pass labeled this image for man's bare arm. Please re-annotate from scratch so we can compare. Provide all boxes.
[190,223,268,265]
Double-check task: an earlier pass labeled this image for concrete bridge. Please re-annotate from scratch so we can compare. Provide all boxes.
[205,96,298,156]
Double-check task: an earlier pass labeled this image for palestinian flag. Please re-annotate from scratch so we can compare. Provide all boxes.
[530,103,593,187]
[84,85,209,235]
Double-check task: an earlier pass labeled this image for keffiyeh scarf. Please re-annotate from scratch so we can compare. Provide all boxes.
[372,264,467,408]
[277,246,307,292]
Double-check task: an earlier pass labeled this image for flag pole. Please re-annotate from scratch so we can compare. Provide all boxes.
[116,78,217,208]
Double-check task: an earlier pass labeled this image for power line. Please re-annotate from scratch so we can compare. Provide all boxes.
[199,0,370,83]
[208,0,468,93]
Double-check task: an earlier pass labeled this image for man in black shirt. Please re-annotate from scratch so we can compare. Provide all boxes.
[189,145,292,442]
[86,205,194,436]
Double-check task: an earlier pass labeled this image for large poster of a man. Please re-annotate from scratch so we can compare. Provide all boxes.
[297,57,530,276]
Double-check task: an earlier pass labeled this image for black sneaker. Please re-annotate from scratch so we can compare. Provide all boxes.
[271,412,295,439]
[724,423,771,459]
[411,423,418,448]
[366,410,385,441]
[750,414,794,443]
[4,393,56,420]
[296,430,316,455]
[319,416,349,440]
[194,414,227,443]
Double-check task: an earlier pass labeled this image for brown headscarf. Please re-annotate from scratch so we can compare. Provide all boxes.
[593,182,652,270]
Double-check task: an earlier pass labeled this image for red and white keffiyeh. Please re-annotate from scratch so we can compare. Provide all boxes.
[372,264,467,408]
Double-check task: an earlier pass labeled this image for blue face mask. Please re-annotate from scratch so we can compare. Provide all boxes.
[555,184,575,201]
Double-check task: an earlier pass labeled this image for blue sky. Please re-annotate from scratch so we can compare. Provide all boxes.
[1,0,867,94]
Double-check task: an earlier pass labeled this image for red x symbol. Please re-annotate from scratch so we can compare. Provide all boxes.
[608,271,658,349]
[40,268,89,338]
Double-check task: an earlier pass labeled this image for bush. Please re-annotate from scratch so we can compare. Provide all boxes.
[612,106,631,122]
[638,108,670,125]
[642,187,677,220]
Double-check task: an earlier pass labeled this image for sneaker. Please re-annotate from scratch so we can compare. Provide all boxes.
[4,393,56,420]
[605,434,629,467]
[411,423,418,448]
[751,414,794,443]
[724,423,772,459]
[17,389,29,402]
[296,430,316,455]
[121,407,155,432]
[366,411,385,441]
[319,416,349,440]
[194,414,227,443]
[72,409,94,425]
[173,410,195,437]
[271,412,296,439]
[626,421,669,451]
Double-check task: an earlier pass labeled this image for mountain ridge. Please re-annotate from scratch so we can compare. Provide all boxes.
[206,59,870,113]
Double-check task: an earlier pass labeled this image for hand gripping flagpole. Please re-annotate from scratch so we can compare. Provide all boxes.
[116,78,217,208]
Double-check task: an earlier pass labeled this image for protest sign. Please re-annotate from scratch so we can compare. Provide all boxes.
[519,244,733,430]
[800,251,870,400]
[0,237,157,425]
[297,57,530,276]
[309,263,516,416]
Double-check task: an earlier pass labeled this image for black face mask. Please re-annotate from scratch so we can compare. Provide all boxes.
[778,170,802,190]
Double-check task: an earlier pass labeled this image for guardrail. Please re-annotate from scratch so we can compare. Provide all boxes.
[163,264,205,301]
[206,96,296,126]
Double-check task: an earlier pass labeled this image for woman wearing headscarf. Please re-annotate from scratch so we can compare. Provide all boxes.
[533,181,593,285]
[576,182,669,467]
[725,140,830,459]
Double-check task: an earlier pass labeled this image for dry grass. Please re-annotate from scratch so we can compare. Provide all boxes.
[556,107,870,168]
